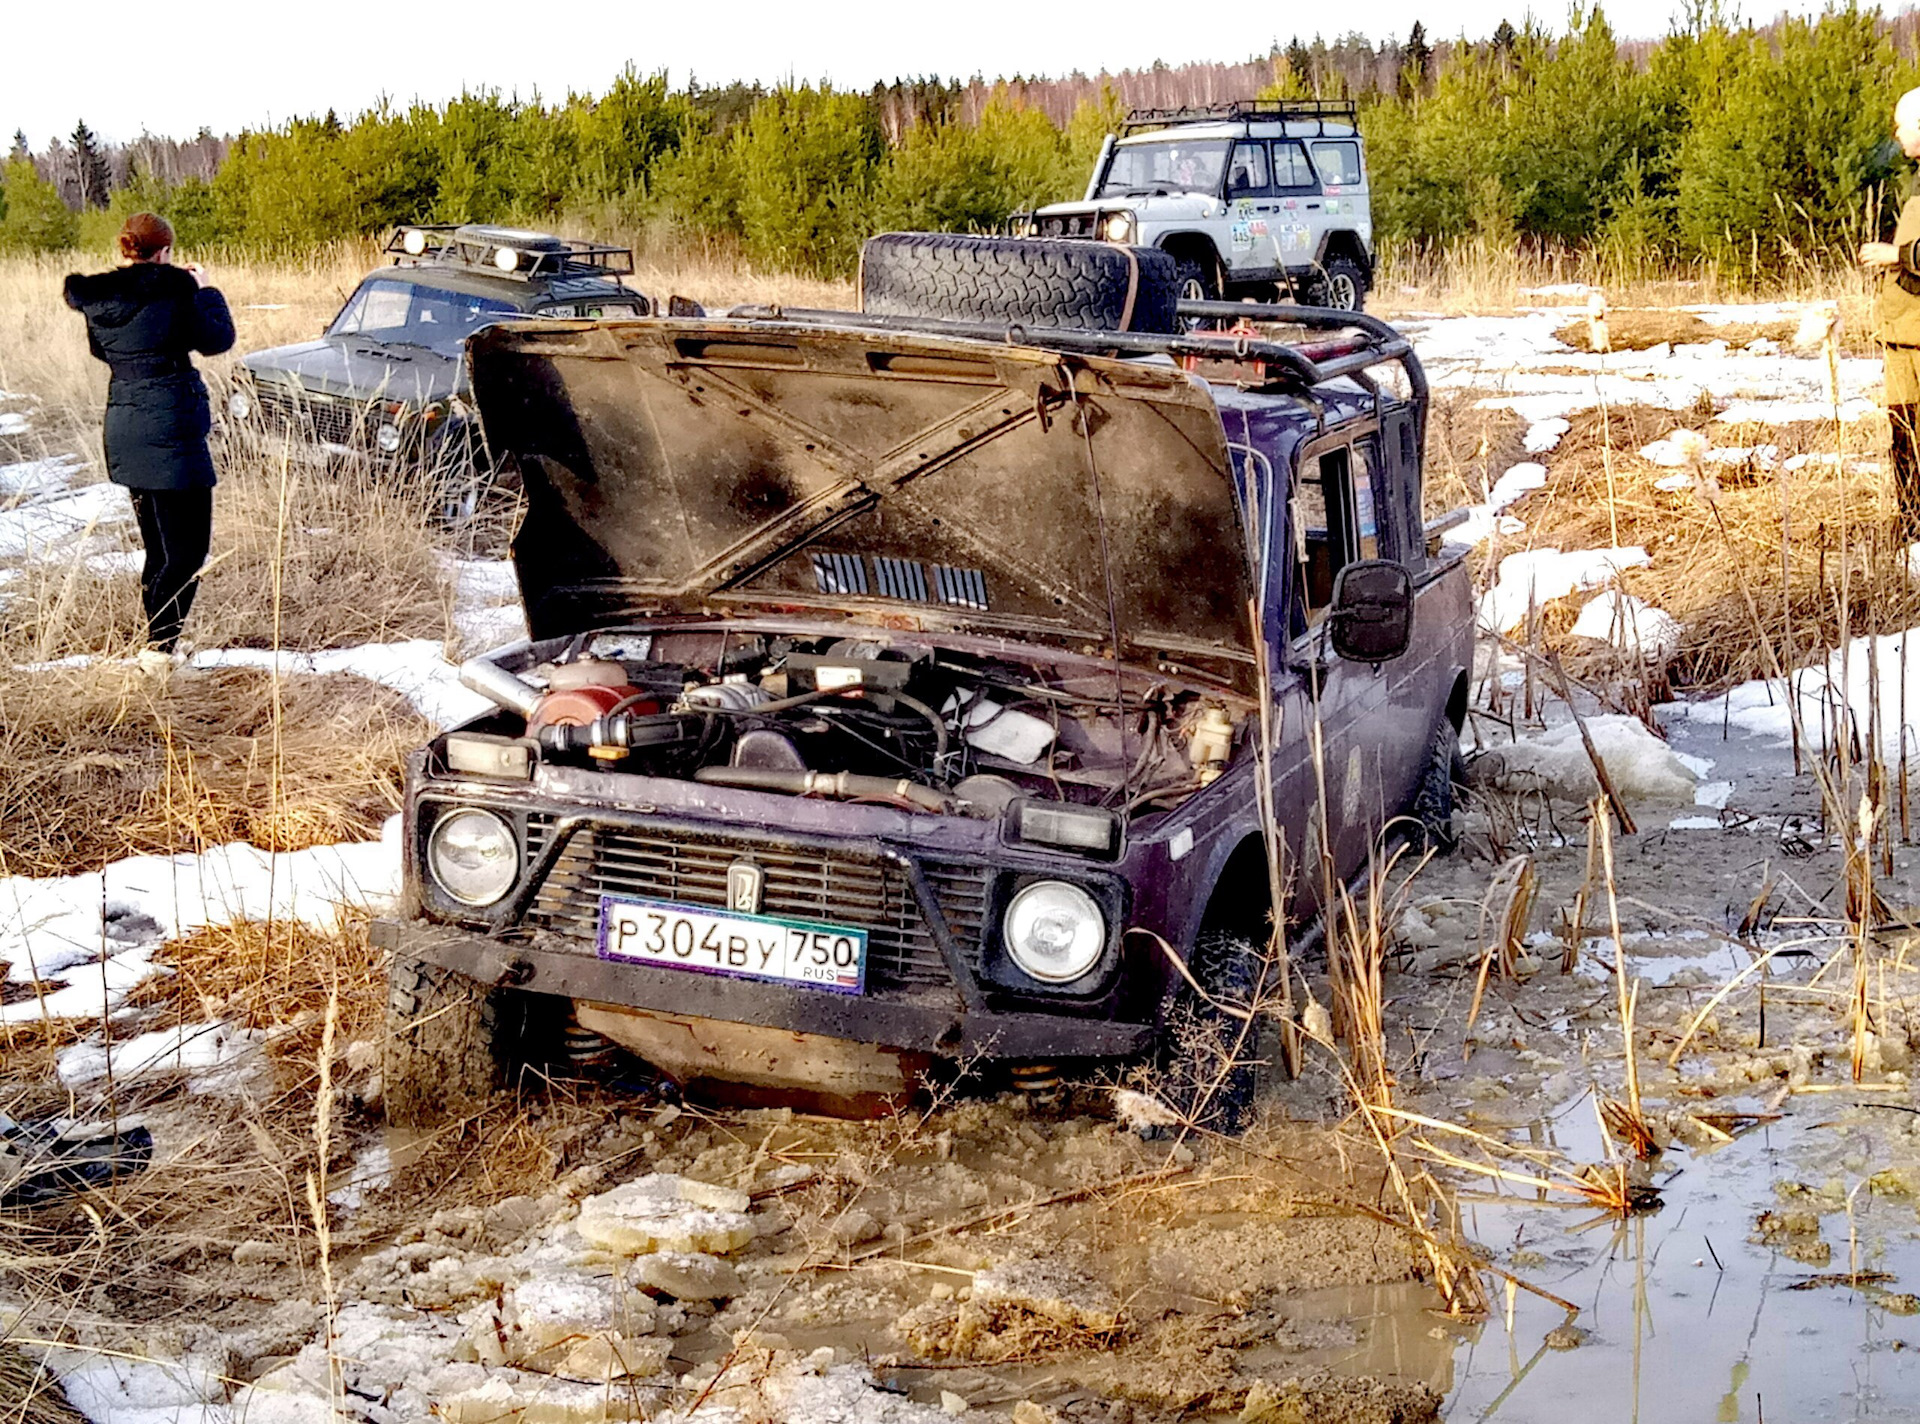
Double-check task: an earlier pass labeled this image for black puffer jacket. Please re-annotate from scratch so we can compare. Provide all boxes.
[64,264,236,490]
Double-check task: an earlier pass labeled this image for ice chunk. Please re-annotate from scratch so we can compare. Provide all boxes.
[1469,715,1698,806]
[573,1174,754,1255]
[1653,473,1695,492]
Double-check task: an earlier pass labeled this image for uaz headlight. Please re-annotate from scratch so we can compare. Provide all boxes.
[375,421,403,453]
[1103,213,1134,243]
[227,389,253,421]
[427,808,518,906]
[1003,880,1105,984]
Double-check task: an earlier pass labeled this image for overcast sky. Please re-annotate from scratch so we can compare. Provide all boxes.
[11,0,1839,147]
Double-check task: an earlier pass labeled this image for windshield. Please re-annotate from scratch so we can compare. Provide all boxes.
[1097,139,1232,197]
[328,279,519,356]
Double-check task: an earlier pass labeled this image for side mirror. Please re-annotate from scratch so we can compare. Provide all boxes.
[1328,559,1413,663]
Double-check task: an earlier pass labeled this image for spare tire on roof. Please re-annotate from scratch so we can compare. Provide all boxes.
[859,232,1180,335]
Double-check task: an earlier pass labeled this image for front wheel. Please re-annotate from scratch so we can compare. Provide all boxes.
[1172,257,1220,330]
[383,957,504,1127]
[1314,255,1368,312]
[1407,719,1467,855]
[1155,932,1267,1135]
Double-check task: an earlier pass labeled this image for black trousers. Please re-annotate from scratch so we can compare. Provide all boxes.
[128,488,212,652]
[1893,406,1920,544]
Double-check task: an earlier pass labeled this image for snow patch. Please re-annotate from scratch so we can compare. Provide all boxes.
[1523,417,1571,453]
[56,1021,263,1090]
[0,412,28,435]
[191,642,491,729]
[1478,546,1651,633]
[1569,589,1681,657]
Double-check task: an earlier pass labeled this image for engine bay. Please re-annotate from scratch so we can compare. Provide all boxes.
[443,627,1246,824]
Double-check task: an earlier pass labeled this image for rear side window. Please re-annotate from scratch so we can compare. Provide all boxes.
[1226,142,1271,198]
[1272,141,1319,191]
[1311,141,1364,188]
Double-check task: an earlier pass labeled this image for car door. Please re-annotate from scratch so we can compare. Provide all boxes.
[1223,140,1274,277]
[1285,431,1395,891]
[1268,140,1322,272]
[1307,137,1368,259]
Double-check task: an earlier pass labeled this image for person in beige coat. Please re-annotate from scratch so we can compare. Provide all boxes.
[1860,87,1920,540]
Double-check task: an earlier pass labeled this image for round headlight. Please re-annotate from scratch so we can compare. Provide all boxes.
[375,421,403,453]
[1103,214,1133,243]
[1003,880,1105,984]
[402,227,429,256]
[493,245,519,272]
[428,809,518,906]
[227,389,252,421]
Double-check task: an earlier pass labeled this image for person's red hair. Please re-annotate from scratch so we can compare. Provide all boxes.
[118,212,174,262]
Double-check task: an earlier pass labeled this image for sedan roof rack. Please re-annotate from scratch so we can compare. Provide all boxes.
[385,224,635,280]
[1120,100,1359,136]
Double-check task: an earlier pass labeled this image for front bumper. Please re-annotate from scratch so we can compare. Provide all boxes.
[371,918,1155,1061]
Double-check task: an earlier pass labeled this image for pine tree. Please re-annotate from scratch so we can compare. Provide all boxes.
[1492,19,1518,55]
[1401,22,1434,99]
[70,119,110,208]
[8,131,27,164]
[1286,39,1315,93]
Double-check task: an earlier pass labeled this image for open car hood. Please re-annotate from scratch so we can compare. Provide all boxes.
[469,319,1258,689]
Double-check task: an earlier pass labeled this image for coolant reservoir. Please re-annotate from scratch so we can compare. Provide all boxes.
[1190,705,1234,784]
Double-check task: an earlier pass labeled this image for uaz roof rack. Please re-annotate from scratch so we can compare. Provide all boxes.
[385,224,636,280]
[1120,100,1359,136]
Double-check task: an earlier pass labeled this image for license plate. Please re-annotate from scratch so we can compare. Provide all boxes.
[596,895,866,994]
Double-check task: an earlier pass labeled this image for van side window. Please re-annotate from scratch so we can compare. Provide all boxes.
[1289,444,1367,639]
[1272,141,1319,192]
[1226,142,1271,198]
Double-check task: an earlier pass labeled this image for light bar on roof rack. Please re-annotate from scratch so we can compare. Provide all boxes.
[384,227,636,279]
[1120,100,1359,136]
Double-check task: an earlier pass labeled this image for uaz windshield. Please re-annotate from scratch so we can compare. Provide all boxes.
[1097,139,1231,197]
[329,279,518,357]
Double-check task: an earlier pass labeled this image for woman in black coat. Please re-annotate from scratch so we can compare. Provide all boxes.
[64,212,235,657]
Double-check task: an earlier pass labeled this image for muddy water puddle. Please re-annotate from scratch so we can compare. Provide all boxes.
[1448,1114,1920,1421]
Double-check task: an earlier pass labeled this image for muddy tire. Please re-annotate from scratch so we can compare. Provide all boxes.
[1312,255,1368,312]
[860,232,1180,334]
[383,957,503,1127]
[1408,720,1466,855]
[1158,932,1266,1135]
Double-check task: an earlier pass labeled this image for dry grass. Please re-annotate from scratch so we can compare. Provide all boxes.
[1551,309,1802,354]
[1483,405,1920,690]
[0,1343,84,1424]
[0,663,424,876]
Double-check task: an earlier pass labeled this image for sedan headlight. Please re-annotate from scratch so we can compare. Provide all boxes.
[427,808,518,906]
[1103,213,1134,243]
[227,389,253,421]
[1003,880,1105,984]
[375,421,403,453]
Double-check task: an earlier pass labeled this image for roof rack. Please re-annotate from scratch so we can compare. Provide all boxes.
[719,300,1424,409]
[384,225,635,280]
[1120,100,1359,136]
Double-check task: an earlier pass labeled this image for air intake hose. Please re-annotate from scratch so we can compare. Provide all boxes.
[693,766,951,814]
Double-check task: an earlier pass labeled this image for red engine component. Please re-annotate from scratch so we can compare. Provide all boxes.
[529,659,658,730]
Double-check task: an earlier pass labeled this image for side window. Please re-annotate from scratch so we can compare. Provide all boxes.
[1289,445,1361,639]
[1272,141,1319,192]
[1311,140,1364,188]
[1226,142,1271,198]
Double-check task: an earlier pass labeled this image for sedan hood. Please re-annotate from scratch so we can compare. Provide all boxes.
[469,319,1258,690]
[242,337,460,406]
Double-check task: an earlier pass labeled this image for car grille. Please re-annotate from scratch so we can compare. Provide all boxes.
[520,815,991,990]
[254,382,366,447]
[1037,214,1101,238]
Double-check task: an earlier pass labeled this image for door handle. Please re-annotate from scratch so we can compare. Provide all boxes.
[1305,202,1322,210]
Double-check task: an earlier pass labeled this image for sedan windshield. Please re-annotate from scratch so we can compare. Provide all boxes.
[329,279,518,356]
[1097,139,1231,197]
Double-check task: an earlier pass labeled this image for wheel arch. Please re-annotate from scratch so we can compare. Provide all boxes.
[1156,231,1226,283]
[1313,228,1374,282]
[1195,831,1280,948]
[1445,666,1470,732]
